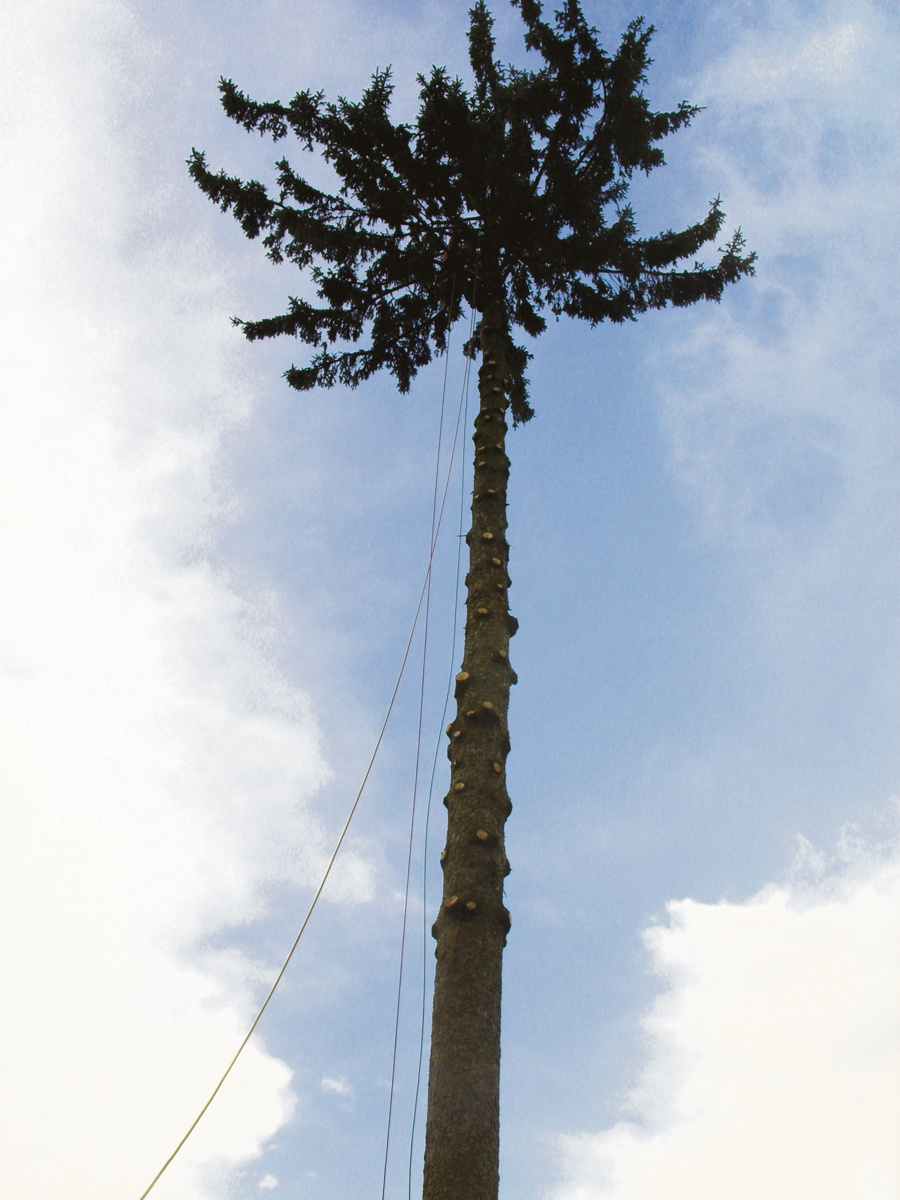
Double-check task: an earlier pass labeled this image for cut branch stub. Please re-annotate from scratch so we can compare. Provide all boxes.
[425,303,516,1200]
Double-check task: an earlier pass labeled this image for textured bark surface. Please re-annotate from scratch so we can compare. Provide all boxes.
[422,302,516,1200]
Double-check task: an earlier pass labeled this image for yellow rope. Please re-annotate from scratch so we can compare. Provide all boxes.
[381,276,475,1200]
[138,325,476,1200]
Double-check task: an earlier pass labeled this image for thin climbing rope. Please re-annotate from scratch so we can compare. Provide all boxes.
[138,326,473,1200]
[406,290,477,1198]
[380,273,472,1200]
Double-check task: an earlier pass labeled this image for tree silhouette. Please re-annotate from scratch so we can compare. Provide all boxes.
[189,3,755,1198]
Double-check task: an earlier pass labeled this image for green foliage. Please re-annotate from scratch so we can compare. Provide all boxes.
[189,0,755,424]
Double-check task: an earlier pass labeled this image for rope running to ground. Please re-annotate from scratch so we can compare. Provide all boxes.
[407,288,476,1199]
[380,277,476,1200]
[137,315,474,1200]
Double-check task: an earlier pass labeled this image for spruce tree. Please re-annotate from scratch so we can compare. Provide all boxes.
[189,3,755,1198]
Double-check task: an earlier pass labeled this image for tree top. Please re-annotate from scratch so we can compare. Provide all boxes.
[189,0,755,423]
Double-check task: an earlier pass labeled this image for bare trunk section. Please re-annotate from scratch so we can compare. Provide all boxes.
[422,300,516,1200]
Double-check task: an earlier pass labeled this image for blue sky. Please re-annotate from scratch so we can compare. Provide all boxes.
[2,1,899,1198]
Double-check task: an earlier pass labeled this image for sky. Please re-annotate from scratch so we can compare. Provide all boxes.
[1,0,899,1198]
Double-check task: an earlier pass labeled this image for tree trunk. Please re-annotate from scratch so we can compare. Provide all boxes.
[422,297,516,1200]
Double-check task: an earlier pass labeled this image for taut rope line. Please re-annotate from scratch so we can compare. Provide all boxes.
[138,312,474,1200]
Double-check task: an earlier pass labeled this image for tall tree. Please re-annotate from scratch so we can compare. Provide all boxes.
[189,3,755,1198]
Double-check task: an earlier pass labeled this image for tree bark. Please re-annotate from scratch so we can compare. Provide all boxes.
[422,297,516,1200]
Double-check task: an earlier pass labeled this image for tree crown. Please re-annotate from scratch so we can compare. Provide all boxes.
[189,0,755,423]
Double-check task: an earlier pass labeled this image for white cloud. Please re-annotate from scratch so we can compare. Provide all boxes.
[553,817,900,1200]
[551,5,900,1196]
[0,1,371,1197]
[660,0,900,564]
[653,0,900,741]
[258,1175,279,1191]
[707,14,866,96]
[321,1076,355,1099]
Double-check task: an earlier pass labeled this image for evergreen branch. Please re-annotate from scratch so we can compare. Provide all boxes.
[191,0,755,413]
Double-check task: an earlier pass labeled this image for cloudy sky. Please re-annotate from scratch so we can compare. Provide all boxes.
[2,1,898,1198]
